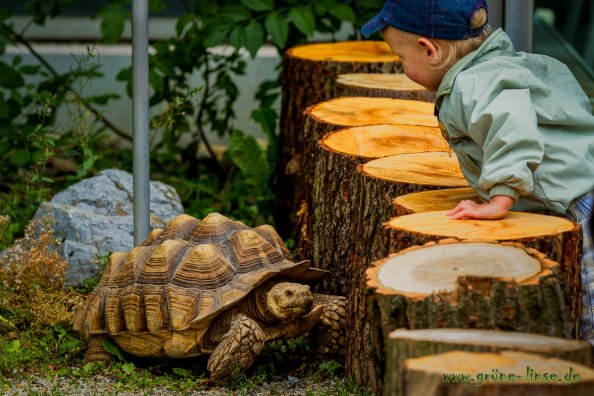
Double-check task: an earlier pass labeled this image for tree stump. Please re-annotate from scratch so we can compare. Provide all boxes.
[292,97,438,261]
[346,153,468,392]
[335,73,435,102]
[356,152,467,266]
[277,41,401,239]
[385,211,582,338]
[393,187,479,216]
[402,350,594,396]
[385,328,593,396]
[313,124,448,295]
[362,239,574,395]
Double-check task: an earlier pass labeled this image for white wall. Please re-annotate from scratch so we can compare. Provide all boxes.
[5,41,281,146]
[5,16,354,147]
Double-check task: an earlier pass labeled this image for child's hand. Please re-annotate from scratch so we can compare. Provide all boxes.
[446,195,514,220]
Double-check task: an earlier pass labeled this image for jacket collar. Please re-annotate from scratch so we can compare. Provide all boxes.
[435,28,515,105]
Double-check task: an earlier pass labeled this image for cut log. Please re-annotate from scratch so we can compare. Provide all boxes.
[313,124,448,294]
[320,124,446,158]
[347,154,468,393]
[292,97,438,261]
[277,41,401,239]
[385,328,593,396]
[363,239,573,394]
[356,152,467,265]
[393,187,480,216]
[402,350,594,396]
[335,73,435,102]
[306,97,437,129]
[385,211,582,338]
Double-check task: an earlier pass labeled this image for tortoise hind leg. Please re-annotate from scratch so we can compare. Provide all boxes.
[207,313,266,380]
[84,336,113,363]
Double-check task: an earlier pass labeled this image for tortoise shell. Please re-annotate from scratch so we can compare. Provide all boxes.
[72,213,325,339]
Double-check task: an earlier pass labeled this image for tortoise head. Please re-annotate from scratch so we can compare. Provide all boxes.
[265,282,314,322]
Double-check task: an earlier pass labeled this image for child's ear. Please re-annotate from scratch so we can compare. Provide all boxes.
[417,37,441,64]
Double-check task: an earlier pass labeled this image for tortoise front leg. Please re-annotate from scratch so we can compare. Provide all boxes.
[270,304,324,340]
[207,313,266,380]
[84,336,113,363]
[311,294,347,354]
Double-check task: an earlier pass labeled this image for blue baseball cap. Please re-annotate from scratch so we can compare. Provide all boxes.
[361,0,488,40]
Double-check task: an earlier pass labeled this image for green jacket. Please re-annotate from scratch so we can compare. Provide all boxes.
[436,28,594,215]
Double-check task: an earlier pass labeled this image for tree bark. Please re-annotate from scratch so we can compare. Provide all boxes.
[385,211,582,338]
[313,124,448,295]
[402,350,594,396]
[364,239,575,395]
[347,153,468,393]
[292,98,438,261]
[393,187,480,216]
[355,152,468,266]
[385,328,593,396]
[277,41,401,239]
[335,73,435,102]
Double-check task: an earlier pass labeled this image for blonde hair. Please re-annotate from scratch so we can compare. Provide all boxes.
[432,8,493,71]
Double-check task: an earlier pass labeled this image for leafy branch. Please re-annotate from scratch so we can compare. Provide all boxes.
[0,22,130,142]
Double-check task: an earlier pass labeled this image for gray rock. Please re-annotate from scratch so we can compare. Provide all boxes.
[32,169,184,287]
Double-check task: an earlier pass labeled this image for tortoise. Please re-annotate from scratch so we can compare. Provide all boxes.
[72,212,346,379]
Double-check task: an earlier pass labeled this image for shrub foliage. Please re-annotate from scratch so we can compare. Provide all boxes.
[0,1,382,388]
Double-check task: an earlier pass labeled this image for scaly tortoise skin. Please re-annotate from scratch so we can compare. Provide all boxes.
[72,213,346,379]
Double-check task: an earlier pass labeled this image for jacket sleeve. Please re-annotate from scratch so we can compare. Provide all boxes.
[455,80,545,201]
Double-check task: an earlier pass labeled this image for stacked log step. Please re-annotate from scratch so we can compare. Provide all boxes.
[385,210,582,335]
[367,239,572,338]
[355,153,468,264]
[313,124,449,294]
[335,73,435,102]
[388,190,582,324]
[277,41,589,396]
[277,41,401,239]
[392,186,479,216]
[385,328,593,396]
[345,154,468,392]
[401,350,594,396]
[360,238,580,394]
[293,97,437,261]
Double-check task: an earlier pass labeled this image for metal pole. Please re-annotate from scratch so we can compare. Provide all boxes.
[486,0,504,30]
[487,0,534,52]
[132,0,150,244]
[504,0,534,52]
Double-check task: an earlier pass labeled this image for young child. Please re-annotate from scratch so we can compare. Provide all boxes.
[362,0,594,345]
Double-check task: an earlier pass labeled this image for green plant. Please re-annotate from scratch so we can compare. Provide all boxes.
[101,338,126,363]
[0,217,87,332]
[0,0,386,242]
[319,360,343,377]
[265,334,311,364]
[0,4,124,247]
[0,322,85,377]
[223,362,272,391]
[0,1,386,391]
[304,377,373,396]
[95,0,386,227]
[0,215,8,237]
